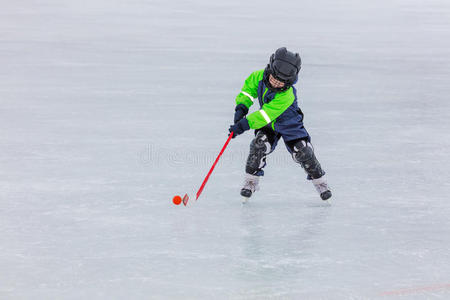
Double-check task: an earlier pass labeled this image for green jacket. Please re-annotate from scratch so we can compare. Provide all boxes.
[235,69,296,130]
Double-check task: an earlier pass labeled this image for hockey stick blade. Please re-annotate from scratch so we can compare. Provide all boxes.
[182,193,189,206]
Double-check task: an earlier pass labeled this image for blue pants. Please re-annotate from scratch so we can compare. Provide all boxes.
[256,124,310,155]
[272,106,310,142]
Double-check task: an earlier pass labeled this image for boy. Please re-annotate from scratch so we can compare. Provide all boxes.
[228,47,332,201]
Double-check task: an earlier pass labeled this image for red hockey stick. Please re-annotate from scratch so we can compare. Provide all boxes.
[195,132,234,200]
[180,132,233,206]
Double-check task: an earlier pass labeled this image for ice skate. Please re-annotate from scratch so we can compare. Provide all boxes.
[312,176,332,201]
[240,173,260,203]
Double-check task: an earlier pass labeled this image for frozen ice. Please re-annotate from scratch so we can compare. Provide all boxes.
[1,0,450,299]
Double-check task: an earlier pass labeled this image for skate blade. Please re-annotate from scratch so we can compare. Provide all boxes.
[241,197,250,204]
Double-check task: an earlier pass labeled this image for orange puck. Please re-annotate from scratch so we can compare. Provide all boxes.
[172,195,182,205]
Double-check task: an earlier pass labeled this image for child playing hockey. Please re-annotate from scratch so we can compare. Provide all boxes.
[228,47,332,201]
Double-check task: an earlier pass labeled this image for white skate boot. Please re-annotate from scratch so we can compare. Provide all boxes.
[312,176,332,200]
[240,173,260,202]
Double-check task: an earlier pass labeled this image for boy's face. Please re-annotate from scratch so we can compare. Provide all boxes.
[268,74,285,89]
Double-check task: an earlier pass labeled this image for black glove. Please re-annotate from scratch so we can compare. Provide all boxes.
[233,104,249,124]
[229,118,250,138]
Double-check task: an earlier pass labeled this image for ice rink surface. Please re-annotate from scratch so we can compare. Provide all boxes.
[1,0,450,299]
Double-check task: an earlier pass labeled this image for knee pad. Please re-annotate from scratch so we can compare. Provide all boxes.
[291,140,324,179]
[292,140,314,163]
[252,131,272,154]
[246,132,271,175]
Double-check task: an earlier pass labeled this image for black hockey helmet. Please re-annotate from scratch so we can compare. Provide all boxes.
[264,47,301,91]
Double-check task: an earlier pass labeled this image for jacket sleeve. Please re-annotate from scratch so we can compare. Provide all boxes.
[246,88,295,129]
[235,70,263,109]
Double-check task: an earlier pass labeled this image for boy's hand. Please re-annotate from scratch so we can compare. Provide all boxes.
[233,104,249,124]
[229,118,250,138]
